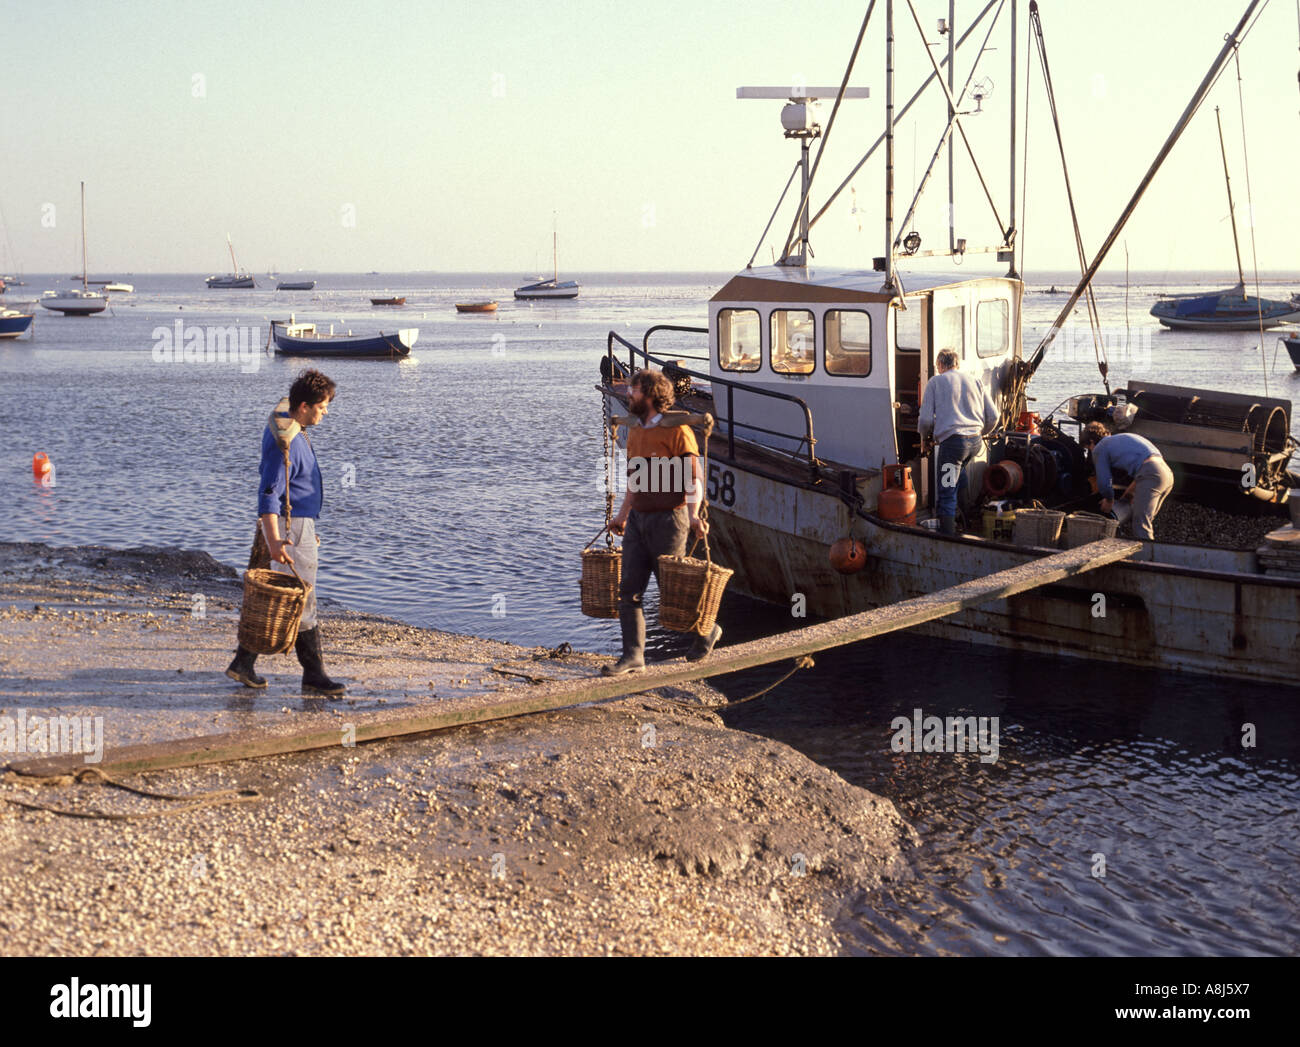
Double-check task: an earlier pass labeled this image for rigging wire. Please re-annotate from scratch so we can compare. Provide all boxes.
[893,0,1008,250]
[1233,46,1271,397]
[779,0,877,261]
[1019,0,1269,389]
[1028,0,1110,391]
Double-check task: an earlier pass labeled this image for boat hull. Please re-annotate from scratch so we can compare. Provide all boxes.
[0,312,34,338]
[602,388,1300,685]
[276,281,316,291]
[1284,338,1300,371]
[206,275,256,289]
[38,294,106,316]
[456,302,498,313]
[515,280,579,300]
[271,326,416,358]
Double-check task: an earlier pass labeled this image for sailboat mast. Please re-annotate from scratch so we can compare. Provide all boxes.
[80,181,87,288]
[1215,106,1247,293]
[553,226,558,284]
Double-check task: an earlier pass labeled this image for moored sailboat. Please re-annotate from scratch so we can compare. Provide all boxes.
[39,183,108,316]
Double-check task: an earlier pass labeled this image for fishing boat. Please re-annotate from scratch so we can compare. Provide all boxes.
[270,318,416,359]
[1150,108,1300,330]
[277,280,316,291]
[40,183,108,316]
[515,217,579,299]
[370,296,405,306]
[455,301,498,313]
[0,309,34,339]
[206,236,256,288]
[596,2,1298,686]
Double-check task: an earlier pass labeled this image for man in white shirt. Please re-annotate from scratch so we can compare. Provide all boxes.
[918,349,999,535]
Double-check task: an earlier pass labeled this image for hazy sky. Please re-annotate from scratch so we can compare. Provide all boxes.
[3,0,1297,276]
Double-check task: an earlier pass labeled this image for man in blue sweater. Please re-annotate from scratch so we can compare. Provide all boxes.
[918,349,1000,535]
[226,369,346,695]
[1081,422,1174,541]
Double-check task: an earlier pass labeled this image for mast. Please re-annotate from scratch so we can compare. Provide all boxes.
[80,181,87,288]
[1007,0,1019,277]
[947,0,956,254]
[553,216,558,283]
[1215,106,1247,293]
[884,0,896,290]
[227,234,239,276]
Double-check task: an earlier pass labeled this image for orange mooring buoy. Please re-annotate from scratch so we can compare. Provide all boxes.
[32,452,52,485]
[829,535,867,575]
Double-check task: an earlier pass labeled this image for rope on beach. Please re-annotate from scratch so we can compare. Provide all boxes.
[666,655,817,711]
[1,767,261,820]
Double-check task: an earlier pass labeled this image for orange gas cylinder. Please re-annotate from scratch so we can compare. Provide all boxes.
[1014,411,1041,435]
[879,464,918,526]
[829,536,867,575]
[32,453,52,484]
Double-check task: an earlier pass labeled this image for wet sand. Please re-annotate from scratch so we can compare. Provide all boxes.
[0,541,916,955]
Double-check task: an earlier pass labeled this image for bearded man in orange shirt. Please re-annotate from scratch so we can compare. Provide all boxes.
[602,369,720,675]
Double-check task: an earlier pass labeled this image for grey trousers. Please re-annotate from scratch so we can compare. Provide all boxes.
[1129,457,1175,541]
[619,506,690,612]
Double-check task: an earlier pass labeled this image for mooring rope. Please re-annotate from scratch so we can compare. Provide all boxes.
[1,767,261,821]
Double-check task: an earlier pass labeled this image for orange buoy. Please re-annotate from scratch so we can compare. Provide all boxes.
[829,536,867,575]
[32,453,52,485]
[879,464,917,527]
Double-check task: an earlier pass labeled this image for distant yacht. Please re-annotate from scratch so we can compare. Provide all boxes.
[40,182,108,316]
[515,218,579,300]
[206,235,256,288]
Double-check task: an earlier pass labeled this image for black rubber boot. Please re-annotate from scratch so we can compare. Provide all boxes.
[939,515,957,536]
[225,646,266,689]
[294,626,346,696]
[686,623,722,662]
[601,606,646,676]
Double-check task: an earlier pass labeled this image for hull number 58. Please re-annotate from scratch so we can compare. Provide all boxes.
[707,463,736,507]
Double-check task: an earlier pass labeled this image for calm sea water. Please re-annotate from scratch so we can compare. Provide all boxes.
[1,269,1297,955]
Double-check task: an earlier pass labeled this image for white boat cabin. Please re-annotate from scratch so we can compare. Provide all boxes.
[707,266,1022,506]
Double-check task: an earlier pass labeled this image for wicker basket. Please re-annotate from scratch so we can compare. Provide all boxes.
[657,550,733,634]
[1013,508,1065,548]
[1063,511,1119,548]
[237,566,310,654]
[580,547,622,619]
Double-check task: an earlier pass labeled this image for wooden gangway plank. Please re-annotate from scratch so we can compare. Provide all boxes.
[7,539,1140,778]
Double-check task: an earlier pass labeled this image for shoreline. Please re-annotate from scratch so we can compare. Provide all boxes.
[0,541,917,955]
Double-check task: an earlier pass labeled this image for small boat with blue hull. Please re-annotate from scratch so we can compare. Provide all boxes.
[1150,285,1300,330]
[0,309,34,338]
[277,280,316,291]
[270,319,416,359]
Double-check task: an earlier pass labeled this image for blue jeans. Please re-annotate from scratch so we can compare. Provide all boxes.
[935,434,984,519]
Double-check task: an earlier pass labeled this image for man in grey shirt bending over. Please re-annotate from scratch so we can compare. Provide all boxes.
[918,349,999,535]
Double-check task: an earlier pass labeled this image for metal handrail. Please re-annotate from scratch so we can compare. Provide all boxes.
[605,329,819,482]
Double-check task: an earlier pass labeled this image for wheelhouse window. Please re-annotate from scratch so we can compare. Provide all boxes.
[770,309,815,374]
[717,308,760,372]
[936,305,965,359]
[895,297,923,351]
[977,299,1010,358]
[824,310,871,376]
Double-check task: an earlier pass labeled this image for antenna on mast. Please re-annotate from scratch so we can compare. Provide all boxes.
[737,84,870,267]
